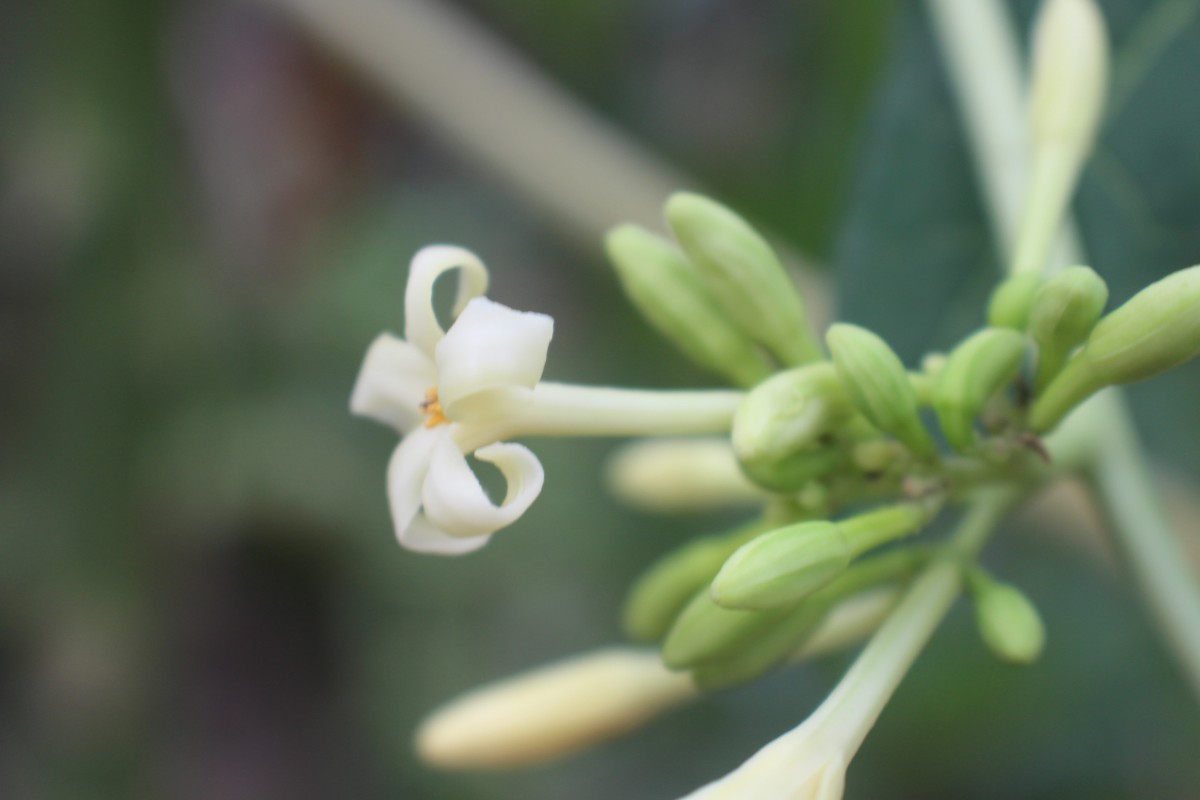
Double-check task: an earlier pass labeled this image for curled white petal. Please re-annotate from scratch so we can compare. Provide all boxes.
[421,436,544,539]
[400,515,492,556]
[387,426,442,539]
[434,297,554,413]
[404,246,490,357]
[350,334,436,432]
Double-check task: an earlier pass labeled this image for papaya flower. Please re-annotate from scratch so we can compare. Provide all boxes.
[351,245,743,555]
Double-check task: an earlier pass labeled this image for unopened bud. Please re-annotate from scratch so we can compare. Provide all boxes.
[836,502,938,556]
[933,328,1028,451]
[826,323,936,457]
[605,437,764,514]
[710,521,851,610]
[622,520,770,642]
[1012,0,1109,277]
[738,448,845,494]
[691,603,824,691]
[733,363,852,466]
[988,274,1043,329]
[661,589,790,669]
[606,225,772,387]
[414,648,694,768]
[665,193,822,365]
[968,569,1046,665]
[1031,265,1200,431]
[1031,0,1108,159]
[1028,265,1108,389]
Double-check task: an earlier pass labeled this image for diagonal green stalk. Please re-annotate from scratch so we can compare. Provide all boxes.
[926,0,1200,701]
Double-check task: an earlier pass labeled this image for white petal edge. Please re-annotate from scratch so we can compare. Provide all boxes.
[434,297,554,413]
[421,436,545,540]
[400,514,493,556]
[386,427,442,542]
[350,334,436,432]
[404,246,490,357]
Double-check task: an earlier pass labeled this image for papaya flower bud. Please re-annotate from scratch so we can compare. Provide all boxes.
[665,192,822,365]
[733,363,853,468]
[691,603,826,691]
[661,589,792,669]
[1028,265,1108,390]
[1031,265,1200,431]
[710,522,851,611]
[606,224,772,387]
[415,648,693,769]
[605,437,765,515]
[933,328,1028,451]
[711,503,935,610]
[987,273,1042,330]
[622,519,771,643]
[826,323,936,457]
[967,568,1046,665]
[1012,0,1109,277]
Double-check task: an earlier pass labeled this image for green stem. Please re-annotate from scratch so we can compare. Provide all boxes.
[1085,393,1200,701]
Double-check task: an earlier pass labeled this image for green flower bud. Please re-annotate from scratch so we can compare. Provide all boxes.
[660,589,790,669]
[1031,265,1200,431]
[1012,0,1109,277]
[694,547,926,689]
[826,323,936,457]
[605,225,772,387]
[738,448,844,494]
[835,501,939,556]
[933,328,1028,451]
[1028,265,1108,390]
[622,520,770,642]
[664,193,822,365]
[988,274,1042,329]
[690,603,824,691]
[968,569,1046,665]
[732,363,852,466]
[710,521,851,611]
[852,439,902,473]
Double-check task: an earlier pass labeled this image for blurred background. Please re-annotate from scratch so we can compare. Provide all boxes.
[2,0,1199,797]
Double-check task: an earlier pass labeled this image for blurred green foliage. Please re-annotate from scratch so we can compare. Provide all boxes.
[1,0,1198,798]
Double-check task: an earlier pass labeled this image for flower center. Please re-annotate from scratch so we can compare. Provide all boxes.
[421,387,450,428]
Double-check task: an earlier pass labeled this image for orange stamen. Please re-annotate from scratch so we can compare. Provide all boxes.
[421,387,449,428]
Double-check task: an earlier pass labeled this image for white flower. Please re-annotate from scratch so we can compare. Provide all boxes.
[350,245,552,555]
[352,245,745,555]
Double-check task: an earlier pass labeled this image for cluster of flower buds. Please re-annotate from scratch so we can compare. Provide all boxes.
[348,0,1200,795]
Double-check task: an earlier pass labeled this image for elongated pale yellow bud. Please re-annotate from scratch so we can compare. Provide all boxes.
[622,519,771,643]
[933,328,1028,451]
[968,570,1046,665]
[606,225,772,387]
[826,323,936,457]
[1012,0,1109,277]
[605,438,764,514]
[665,193,822,365]
[415,648,693,769]
[1031,265,1200,431]
[1028,265,1108,389]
